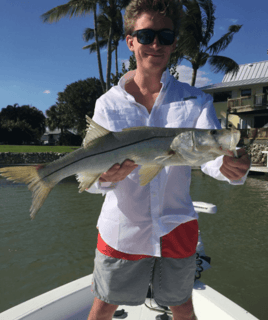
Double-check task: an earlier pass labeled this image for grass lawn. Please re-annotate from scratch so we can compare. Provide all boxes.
[0,145,80,153]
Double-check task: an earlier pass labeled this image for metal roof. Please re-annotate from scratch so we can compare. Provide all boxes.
[223,60,268,82]
[201,77,268,91]
[200,60,268,91]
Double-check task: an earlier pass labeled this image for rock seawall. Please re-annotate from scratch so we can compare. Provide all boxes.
[245,143,268,165]
[0,152,67,165]
[1,143,267,166]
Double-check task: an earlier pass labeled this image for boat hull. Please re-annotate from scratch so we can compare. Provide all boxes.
[0,274,259,320]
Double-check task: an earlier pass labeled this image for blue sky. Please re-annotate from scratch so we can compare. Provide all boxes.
[1,0,267,115]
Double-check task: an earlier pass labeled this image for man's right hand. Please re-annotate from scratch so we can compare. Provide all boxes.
[99,159,139,183]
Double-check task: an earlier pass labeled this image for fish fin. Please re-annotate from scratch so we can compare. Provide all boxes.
[83,116,110,148]
[0,166,55,219]
[154,154,174,163]
[138,164,164,186]
[76,171,102,193]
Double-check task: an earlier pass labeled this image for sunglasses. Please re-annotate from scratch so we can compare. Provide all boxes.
[131,28,175,45]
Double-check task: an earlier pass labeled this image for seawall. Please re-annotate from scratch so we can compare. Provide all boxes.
[0,142,267,167]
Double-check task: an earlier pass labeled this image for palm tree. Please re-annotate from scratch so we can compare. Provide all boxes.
[41,0,106,93]
[45,104,65,135]
[95,0,129,91]
[82,6,124,81]
[172,0,242,86]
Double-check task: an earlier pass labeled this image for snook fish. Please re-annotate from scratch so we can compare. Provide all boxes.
[0,116,240,219]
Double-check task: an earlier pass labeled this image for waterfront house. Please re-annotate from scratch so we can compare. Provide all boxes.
[200,60,268,130]
[41,128,61,145]
[41,128,80,145]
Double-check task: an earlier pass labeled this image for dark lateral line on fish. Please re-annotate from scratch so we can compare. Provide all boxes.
[42,135,170,179]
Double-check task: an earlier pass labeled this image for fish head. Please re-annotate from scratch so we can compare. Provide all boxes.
[170,128,241,165]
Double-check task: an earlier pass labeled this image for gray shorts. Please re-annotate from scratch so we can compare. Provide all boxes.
[91,249,196,306]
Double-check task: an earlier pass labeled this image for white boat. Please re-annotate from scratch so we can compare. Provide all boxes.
[0,202,259,320]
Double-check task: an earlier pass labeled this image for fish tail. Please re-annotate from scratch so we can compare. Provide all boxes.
[0,166,55,219]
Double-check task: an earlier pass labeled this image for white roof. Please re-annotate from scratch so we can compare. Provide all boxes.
[223,60,268,82]
[42,128,78,136]
[201,60,268,91]
[43,128,61,136]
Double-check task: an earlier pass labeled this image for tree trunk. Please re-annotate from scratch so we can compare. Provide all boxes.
[106,25,113,91]
[94,5,105,93]
[115,45,118,78]
[191,66,198,87]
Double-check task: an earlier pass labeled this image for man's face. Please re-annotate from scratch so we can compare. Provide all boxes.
[126,11,177,74]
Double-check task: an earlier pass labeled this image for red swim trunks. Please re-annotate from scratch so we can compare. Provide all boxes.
[97,219,198,260]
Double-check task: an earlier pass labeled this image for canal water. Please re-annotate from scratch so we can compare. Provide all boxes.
[0,170,267,319]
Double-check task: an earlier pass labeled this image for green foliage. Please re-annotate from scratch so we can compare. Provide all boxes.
[46,78,103,138]
[57,131,83,146]
[171,0,242,86]
[41,1,131,93]
[0,104,46,144]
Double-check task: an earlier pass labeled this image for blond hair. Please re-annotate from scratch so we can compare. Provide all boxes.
[124,0,182,37]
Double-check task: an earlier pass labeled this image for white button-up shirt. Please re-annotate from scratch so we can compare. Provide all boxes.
[87,69,246,257]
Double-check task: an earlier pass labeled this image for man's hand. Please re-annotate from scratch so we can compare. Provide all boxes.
[99,159,139,183]
[220,148,251,180]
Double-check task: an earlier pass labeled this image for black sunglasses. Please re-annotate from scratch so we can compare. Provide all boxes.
[131,28,175,45]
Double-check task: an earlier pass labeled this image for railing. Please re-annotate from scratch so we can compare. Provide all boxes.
[228,94,268,111]
[255,93,268,106]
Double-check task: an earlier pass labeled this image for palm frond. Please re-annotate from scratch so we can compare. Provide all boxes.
[83,28,94,42]
[82,39,108,52]
[175,33,200,59]
[206,24,242,55]
[181,0,203,42]
[208,55,239,76]
[198,0,216,46]
[41,0,96,23]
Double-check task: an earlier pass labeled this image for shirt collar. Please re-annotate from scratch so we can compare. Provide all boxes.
[118,68,171,94]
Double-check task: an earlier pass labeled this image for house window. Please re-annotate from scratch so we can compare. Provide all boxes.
[241,89,251,97]
[213,91,232,103]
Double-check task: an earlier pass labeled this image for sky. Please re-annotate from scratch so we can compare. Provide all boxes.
[1,0,268,115]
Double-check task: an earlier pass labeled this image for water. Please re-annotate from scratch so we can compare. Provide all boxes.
[0,171,267,319]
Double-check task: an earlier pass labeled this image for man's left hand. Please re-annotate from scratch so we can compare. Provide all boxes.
[220,148,251,181]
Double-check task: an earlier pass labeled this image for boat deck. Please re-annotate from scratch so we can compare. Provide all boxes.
[0,274,258,320]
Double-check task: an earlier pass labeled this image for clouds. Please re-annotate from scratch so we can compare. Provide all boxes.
[174,65,212,87]
[43,90,51,94]
[120,59,130,69]
[227,18,238,24]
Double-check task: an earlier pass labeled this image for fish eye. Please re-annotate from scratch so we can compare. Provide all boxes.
[210,130,217,135]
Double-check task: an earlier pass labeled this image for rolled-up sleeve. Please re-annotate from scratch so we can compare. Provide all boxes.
[197,94,249,185]
[201,155,249,185]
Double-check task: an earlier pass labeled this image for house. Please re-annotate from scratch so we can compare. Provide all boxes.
[200,60,268,130]
[41,128,61,145]
[41,128,81,146]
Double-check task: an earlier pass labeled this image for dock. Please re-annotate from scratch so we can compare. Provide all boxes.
[249,165,268,173]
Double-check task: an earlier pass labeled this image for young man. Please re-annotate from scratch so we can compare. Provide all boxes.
[87,1,250,319]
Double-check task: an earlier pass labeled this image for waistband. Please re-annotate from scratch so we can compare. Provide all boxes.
[97,219,198,260]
